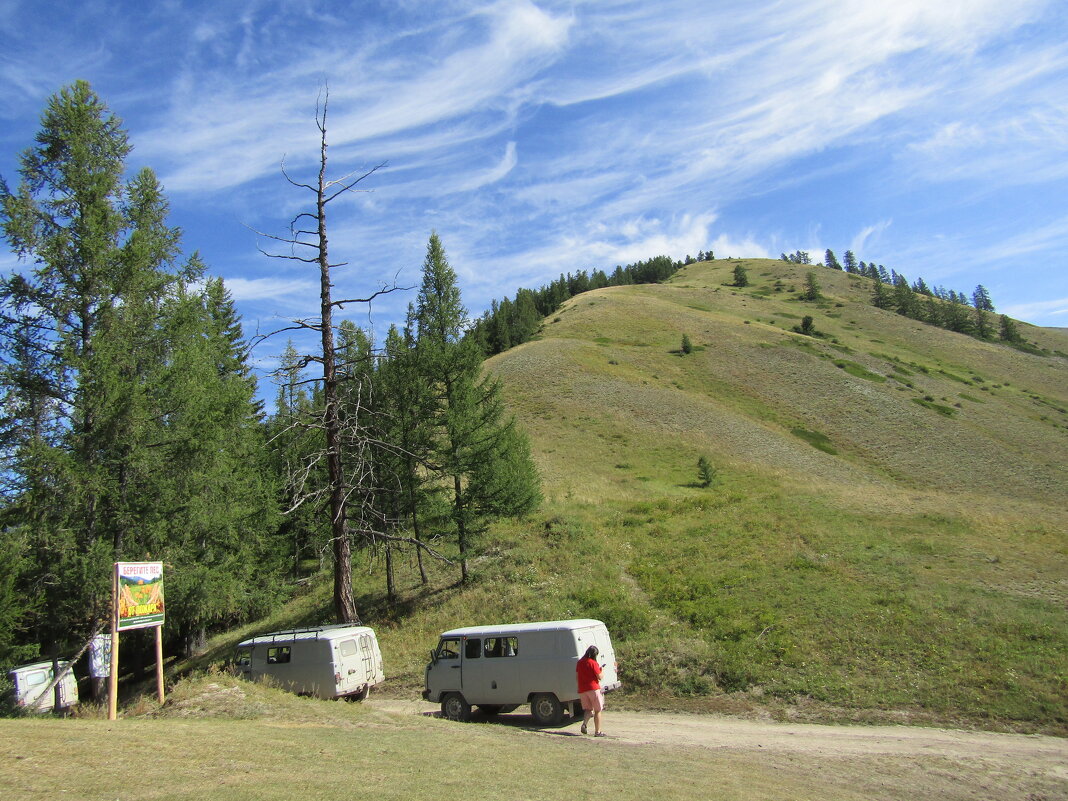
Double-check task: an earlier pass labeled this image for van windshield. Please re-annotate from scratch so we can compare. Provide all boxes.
[436,638,460,660]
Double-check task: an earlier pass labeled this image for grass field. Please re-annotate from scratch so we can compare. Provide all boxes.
[4,674,1064,801]
[172,259,1067,735]
[0,679,866,801]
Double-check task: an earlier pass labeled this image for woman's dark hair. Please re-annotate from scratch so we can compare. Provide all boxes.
[583,645,599,660]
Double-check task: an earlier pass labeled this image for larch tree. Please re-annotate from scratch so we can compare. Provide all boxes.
[376,314,437,586]
[0,81,277,667]
[414,233,540,583]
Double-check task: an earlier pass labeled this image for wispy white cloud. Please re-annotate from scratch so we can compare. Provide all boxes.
[222,276,318,303]
[1002,297,1068,321]
[140,0,571,193]
[851,221,894,258]
[978,215,1068,262]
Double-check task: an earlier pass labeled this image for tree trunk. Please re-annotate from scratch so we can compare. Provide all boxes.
[316,116,358,625]
[454,473,468,583]
[183,625,207,658]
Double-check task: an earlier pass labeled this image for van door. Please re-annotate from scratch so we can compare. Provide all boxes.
[337,638,363,694]
[17,667,50,709]
[462,636,521,705]
[427,636,462,700]
[359,634,374,683]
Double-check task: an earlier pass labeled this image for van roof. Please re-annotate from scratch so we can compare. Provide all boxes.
[439,619,606,638]
[8,660,71,676]
[238,623,375,648]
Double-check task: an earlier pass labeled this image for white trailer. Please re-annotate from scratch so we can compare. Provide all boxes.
[423,618,620,725]
[8,660,79,712]
[236,624,384,700]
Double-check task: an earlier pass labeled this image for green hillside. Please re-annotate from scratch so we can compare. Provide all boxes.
[196,259,1068,733]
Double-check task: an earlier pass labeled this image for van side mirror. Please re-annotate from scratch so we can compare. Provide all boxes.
[429,649,438,665]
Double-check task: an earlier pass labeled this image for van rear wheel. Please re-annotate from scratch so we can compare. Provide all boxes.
[530,693,563,726]
[441,692,472,722]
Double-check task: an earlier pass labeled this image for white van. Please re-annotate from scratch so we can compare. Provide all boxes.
[8,660,79,712]
[236,624,384,700]
[423,618,620,725]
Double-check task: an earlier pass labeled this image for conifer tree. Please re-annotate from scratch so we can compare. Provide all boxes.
[697,456,716,488]
[378,315,438,585]
[972,285,995,312]
[891,275,920,319]
[999,314,1023,344]
[415,234,539,583]
[267,342,327,577]
[801,271,821,301]
[0,81,277,661]
[871,276,893,309]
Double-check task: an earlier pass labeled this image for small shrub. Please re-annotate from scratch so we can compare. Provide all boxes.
[697,456,717,488]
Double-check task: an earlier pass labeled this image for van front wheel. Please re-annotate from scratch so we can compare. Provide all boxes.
[441,692,472,722]
[530,693,563,726]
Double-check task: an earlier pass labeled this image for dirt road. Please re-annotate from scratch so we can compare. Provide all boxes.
[371,699,1068,799]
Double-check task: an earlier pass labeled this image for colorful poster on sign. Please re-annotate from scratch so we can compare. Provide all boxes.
[116,562,165,630]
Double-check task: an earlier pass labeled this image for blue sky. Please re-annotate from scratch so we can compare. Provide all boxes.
[2,0,1067,382]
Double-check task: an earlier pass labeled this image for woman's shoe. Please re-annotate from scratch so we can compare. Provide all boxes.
[580,723,588,734]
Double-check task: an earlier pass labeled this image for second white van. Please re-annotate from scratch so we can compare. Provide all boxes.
[236,624,384,700]
[7,660,79,713]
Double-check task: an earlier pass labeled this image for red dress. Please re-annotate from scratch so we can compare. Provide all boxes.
[576,656,602,693]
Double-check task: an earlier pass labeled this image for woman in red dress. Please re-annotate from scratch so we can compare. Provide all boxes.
[576,645,606,736]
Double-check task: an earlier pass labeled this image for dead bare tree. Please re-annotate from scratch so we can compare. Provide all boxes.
[257,89,393,623]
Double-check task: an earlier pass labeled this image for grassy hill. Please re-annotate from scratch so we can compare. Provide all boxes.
[187,259,1068,733]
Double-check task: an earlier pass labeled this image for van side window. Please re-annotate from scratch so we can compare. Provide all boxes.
[25,670,48,686]
[484,637,518,658]
[339,639,358,657]
[464,639,482,659]
[236,648,251,668]
[436,638,460,660]
[267,646,291,664]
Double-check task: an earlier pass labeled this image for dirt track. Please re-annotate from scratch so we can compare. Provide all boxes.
[371,699,1068,800]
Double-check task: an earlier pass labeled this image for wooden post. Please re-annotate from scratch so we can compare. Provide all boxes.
[155,624,165,705]
[108,565,119,721]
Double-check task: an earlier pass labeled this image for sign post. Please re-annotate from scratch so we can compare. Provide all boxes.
[108,562,166,720]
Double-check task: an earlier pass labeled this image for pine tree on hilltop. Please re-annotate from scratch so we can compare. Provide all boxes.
[972,285,995,312]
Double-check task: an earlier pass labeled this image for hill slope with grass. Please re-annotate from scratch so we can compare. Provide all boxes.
[187,259,1067,734]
